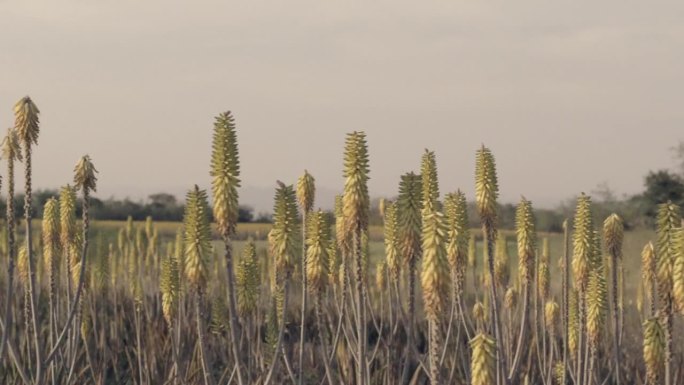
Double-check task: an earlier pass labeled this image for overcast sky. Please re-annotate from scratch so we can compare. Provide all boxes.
[0,1,682,212]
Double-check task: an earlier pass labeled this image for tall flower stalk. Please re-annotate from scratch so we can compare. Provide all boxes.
[604,214,623,385]
[45,156,98,372]
[296,170,315,384]
[475,145,506,384]
[419,150,449,384]
[14,96,43,379]
[183,185,213,385]
[0,127,21,362]
[397,172,422,383]
[209,111,245,385]
[264,182,300,385]
[342,132,370,385]
[306,210,334,385]
[656,202,680,385]
[509,197,536,381]
[572,194,593,385]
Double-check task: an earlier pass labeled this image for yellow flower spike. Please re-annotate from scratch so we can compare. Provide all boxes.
[306,210,330,293]
[643,317,665,385]
[237,240,260,317]
[342,131,370,235]
[470,333,496,385]
[210,111,241,238]
[383,202,400,281]
[1,127,22,162]
[183,185,212,291]
[269,181,300,275]
[296,170,315,214]
[13,96,40,147]
[516,197,536,287]
[445,190,469,295]
[74,155,98,194]
[572,193,594,291]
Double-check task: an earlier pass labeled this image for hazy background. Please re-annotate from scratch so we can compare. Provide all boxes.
[1,1,682,213]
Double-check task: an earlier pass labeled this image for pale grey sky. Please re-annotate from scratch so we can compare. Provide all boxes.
[1,1,683,212]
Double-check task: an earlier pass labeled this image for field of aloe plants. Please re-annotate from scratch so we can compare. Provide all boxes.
[0,96,683,385]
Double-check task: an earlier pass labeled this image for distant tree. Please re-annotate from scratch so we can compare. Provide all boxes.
[238,205,254,223]
[642,169,684,217]
[254,212,273,223]
[148,193,177,207]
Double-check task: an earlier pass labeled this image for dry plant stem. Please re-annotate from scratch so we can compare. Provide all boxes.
[400,257,417,384]
[664,297,672,385]
[135,307,144,385]
[353,231,367,385]
[0,159,15,363]
[316,294,335,385]
[562,221,570,384]
[508,281,530,382]
[429,319,441,385]
[44,189,91,367]
[575,293,585,385]
[195,291,213,385]
[610,254,620,385]
[0,316,31,385]
[23,145,43,384]
[222,237,245,385]
[298,210,308,385]
[264,278,290,385]
[484,224,507,385]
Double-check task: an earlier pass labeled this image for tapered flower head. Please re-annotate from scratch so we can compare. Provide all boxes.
[59,185,78,252]
[74,155,98,193]
[1,127,22,162]
[445,191,469,276]
[538,238,550,301]
[421,149,439,213]
[470,333,496,385]
[572,193,594,290]
[334,195,350,256]
[376,261,387,292]
[42,197,61,273]
[568,289,579,354]
[342,131,370,234]
[183,185,212,290]
[656,202,680,301]
[672,228,684,313]
[383,202,400,280]
[643,316,665,385]
[17,245,28,285]
[475,145,498,225]
[603,213,623,260]
[516,197,536,285]
[306,210,330,293]
[642,242,656,302]
[545,300,560,333]
[13,96,40,146]
[269,181,300,275]
[397,172,422,266]
[160,254,180,326]
[237,240,260,316]
[210,111,241,237]
[296,170,315,213]
[504,287,517,310]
